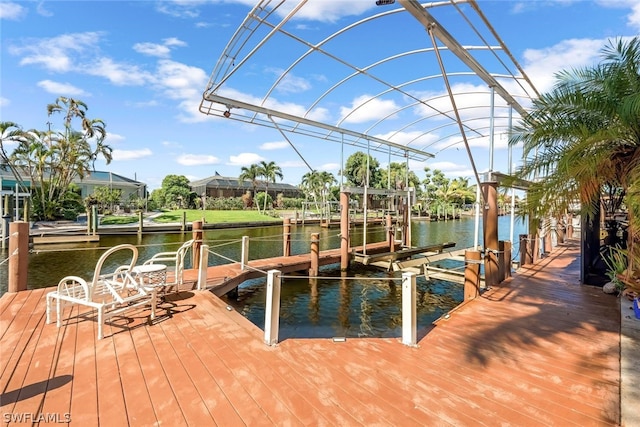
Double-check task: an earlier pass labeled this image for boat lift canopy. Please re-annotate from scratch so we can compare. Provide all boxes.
[199,0,539,182]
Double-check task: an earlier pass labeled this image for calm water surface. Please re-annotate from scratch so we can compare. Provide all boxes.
[0,216,526,338]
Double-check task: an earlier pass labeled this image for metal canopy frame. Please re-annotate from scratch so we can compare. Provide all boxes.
[200,0,539,173]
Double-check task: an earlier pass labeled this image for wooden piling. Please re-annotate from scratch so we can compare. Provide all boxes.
[283,218,291,257]
[482,182,499,287]
[386,214,395,253]
[503,240,512,279]
[192,220,203,269]
[310,232,320,277]
[8,221,29,293]
[519,234,531,266]
[464,250,481,301]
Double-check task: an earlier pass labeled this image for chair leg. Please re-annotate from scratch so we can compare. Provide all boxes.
[98,306,104,340]
[46,295,52,324]
[150,291,156,320]
[56,298,62,327]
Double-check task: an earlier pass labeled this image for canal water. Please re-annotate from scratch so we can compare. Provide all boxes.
[0,215,527,339]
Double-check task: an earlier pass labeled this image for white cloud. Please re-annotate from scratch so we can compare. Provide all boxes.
[133,42,171,58]
[339,95,400,124]
[0,2,26,20]
[36,2,53,17]
[153,59,209,122]
[522,38,605,93]
[84,57,151,86]
[274,0,374,23]
[104,133,126,145]
[10,32,103,73]
[265,68,312,94]
[423,161,475,178]
[0,97,9,108]
[228,152,265,166]
[37,80,89,96]
[260,141,288,150]
[112,148,153,161]
[177,154,219,166]
[161,140,182,148]
[133,38,186,58]
[595,0,640,32]
[318,163,340,171]
[163,37,187,47]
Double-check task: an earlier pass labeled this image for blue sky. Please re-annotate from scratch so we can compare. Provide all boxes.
[1,0,639,190]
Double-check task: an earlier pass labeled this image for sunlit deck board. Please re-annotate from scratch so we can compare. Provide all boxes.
[0,241,621,426]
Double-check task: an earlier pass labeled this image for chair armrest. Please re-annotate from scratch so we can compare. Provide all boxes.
[144,254,177,264]
[54,276,90,301]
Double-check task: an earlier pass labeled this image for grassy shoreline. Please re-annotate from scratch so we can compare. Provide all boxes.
[100,209,285,225]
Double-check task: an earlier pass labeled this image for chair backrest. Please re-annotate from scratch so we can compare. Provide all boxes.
[90,244,138,297]
[175,239,195,280]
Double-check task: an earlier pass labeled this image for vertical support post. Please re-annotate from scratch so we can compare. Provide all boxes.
[181,211,186,231]
[504,240,512,278]
[264,269,281,346]
[498,240,506,283]
[8,221,29,292]
[282,218,291,257]
[340,191,350,271]
[310,232,319,277]
[1,214,10,250]
[192,220,203,270]
[241,235,249,271]
[401,272,417,346]
[406,188,412,247]
[532,231,541,263]
[567,213,574,239]
[544,228,552,255]
[482,182,499,287]
[386,214,395,253]
[138,210,143,234]
[86,208,92,236]
[197,244,208,290]
[92,205,99,235]
[519,234,532,266]
[464,250,481,301]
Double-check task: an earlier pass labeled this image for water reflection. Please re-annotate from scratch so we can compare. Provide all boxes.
[0,216,526,338]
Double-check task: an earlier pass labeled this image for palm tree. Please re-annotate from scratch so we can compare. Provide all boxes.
[511,37,640,285]
[0,122,29,193]
[7,98,112,220]
[239,163,261,212]
[258,160,283,213]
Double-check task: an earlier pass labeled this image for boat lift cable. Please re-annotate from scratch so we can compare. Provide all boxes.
[268,114,314,172]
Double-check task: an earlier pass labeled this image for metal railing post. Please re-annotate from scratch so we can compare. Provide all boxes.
[241,236,249,270]
[264,269,282,346]
[402,271,417,346]
[197,244,209,290]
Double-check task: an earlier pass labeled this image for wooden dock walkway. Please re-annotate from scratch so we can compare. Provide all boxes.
[0,240,623,426]
[189,241,391,296]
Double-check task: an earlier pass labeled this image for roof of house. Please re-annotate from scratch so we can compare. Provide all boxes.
[190,172,300,192]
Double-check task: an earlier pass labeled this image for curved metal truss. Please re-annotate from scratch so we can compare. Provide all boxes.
[200,0,539,177]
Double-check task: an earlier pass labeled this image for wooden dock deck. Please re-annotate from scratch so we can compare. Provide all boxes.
[191,241,391,296]
[0,241,622,426]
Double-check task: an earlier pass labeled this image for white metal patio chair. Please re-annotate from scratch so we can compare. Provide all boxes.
[46,244,157,340]
[142,239,194,293]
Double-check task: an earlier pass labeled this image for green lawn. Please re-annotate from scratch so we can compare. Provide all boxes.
[151,209,284,224]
